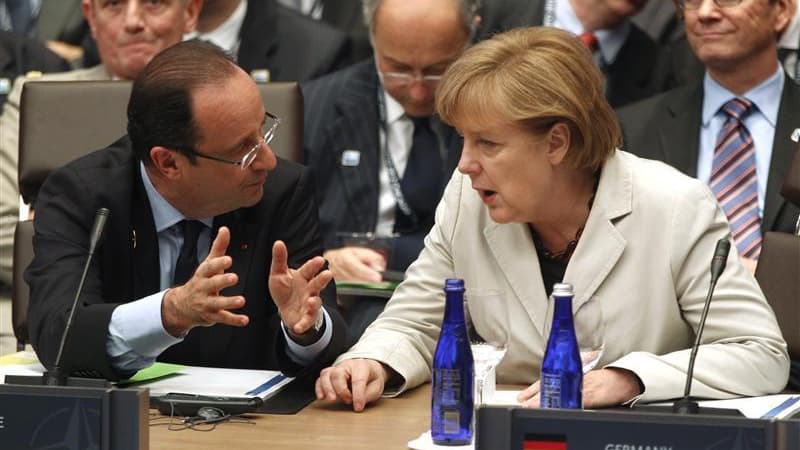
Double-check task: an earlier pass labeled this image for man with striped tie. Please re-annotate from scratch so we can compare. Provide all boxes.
[617,0,800,274]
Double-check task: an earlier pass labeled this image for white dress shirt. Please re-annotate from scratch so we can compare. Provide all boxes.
[552,0,630,67]
[375,88,415,237]
[184,0,247,57]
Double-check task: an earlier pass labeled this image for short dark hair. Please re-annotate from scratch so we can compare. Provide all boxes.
[127,40,239,164]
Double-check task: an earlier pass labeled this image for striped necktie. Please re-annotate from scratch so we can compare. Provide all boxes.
[710,98,762,259]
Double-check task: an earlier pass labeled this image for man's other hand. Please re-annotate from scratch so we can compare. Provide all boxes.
[269,240,333,336]
[161,226,248,337]
[324,246,387,283]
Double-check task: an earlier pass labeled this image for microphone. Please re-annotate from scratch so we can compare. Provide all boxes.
[45,207,111,386]
[672,237,730,414]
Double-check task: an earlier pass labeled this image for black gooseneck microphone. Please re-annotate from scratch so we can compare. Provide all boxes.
[45,207,111,386]
[672,237,731,414]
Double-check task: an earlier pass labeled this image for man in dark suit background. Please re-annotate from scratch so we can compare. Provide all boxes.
[301,0,476,337]
[26,40,348,381]
[477,0,668,108]
[277,0,372,63]
[0,30,70,109]
[190,0,351,82]
[617,0,798,274]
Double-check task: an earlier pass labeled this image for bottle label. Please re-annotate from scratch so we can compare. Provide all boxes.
[443,410,460,434]
[433,368,462,404]
[540,372,563,408]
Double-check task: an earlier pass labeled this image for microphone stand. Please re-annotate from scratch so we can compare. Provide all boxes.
[6,208,111,388]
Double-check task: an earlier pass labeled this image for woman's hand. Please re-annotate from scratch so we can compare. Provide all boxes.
[518,368,643,408]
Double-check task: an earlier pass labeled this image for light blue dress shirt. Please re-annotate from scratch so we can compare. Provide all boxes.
[697,67,784,218]
[106,163,332,373]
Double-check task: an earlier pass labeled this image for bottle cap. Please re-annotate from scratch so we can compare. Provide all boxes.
[552,282,574,296]
[444,278,465,291]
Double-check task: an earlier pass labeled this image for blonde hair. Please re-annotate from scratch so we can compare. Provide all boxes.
[436,27,620,171]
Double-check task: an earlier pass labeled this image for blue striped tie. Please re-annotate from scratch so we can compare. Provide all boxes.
[710,98,762,259]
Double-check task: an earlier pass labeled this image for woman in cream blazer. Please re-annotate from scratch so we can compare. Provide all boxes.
[315,27,789,411]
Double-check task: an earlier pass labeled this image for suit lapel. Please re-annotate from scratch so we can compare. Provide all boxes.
[659,83,704,176]
[326,62,381,229]
[483,221,550,336]
[763,78,800,232]
[564,152,631,313]
[214,210,257,299]
[131,166,160,298]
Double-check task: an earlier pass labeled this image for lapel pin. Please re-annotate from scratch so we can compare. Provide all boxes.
[240,243,248,250]
[341,149,361,167]
[791,128,799,143]
[250,69,270,84]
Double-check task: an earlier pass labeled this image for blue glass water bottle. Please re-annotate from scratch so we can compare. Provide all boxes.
[540,282,582,409]
[431,278,474,445]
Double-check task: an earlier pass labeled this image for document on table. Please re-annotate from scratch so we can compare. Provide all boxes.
[0,352,292,401]
[137,365,293,401]
[694,394,800,419]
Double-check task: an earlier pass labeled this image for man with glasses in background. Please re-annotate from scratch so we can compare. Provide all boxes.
[301,0,478,339]
[618,0,799,273]
[617,0,800,392]
[26,40,348,381]
[0,0,202,297]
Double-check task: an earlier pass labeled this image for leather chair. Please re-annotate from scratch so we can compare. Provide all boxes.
[11,220,33,351]
[18,80,304,204]
[11,80,304,349]
[755,140,800,389]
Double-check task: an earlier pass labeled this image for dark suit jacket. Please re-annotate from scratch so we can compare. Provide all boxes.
[301,60,462,271]
[237,0,351,82]
[0,31,70,109]
[616,77,800,235]
[320,0,372,64]
[476,0,669,108]
[25,137,348,381]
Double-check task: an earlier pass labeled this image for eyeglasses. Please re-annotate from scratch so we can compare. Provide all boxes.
[380,71,443,88]
[185,111,280,170]
[677,0,745,9]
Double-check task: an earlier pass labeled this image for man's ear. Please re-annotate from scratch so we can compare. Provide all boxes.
[545,122,571,166]
[774,0,795,37]
[81,0,97,40]
[149,146,182,180]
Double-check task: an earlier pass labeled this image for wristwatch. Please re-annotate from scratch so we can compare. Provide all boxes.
[285,310,325,345]
[311,310,324,333]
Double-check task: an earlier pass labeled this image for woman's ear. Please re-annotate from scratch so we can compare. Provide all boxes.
[545,122,571,165]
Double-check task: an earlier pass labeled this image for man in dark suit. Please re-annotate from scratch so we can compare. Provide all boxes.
[192,0,351,82]
[0,31,70,109]
[278,0,372,63]
[478,0,668,108]
[617,0,798,273]
[26,40,348,381]
[302,0,476,337]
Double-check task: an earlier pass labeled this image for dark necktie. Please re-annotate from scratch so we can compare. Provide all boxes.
[394,117,442,233]
[173,220,204,285]
[710,98,762,259]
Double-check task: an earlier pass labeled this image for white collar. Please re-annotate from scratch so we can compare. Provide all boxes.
[184,0,247,57]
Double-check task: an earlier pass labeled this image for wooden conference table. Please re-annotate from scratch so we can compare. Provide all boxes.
[150,384,433,450]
